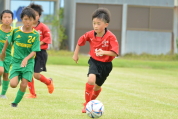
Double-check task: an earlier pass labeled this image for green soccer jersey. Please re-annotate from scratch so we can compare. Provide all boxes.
[8,26,40,63]
[0,24,13,62]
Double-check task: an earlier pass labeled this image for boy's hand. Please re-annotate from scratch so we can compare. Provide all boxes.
[95,49,103,56]
[21,58,28,67]
[0,52,6,61]
[72,54,79,64]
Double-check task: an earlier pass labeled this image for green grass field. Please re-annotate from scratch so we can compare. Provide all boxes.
[0,64,178,119]
[0,50,178,119]
[47,50,178,69]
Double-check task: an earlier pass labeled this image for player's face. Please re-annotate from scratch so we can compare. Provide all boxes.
[22,15,34,28]
[92,18,108,36]
[34,11,40,23]
[1,13,13,26]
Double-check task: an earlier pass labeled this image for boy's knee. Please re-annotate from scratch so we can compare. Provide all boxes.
[88,74,96,85]
[10,84,17,88]
[34,73,40,80]
[94,85,101,91]
[0,71,4,76]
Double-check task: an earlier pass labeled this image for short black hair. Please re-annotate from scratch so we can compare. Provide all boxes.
[92,8,111,23]
[0,10,13,20]
[21,7,36,20]
[28,3,43,16]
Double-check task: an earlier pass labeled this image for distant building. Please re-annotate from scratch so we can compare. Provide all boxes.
[63,0,178,55]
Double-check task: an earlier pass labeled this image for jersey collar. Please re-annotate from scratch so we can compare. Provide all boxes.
[19,26,35,33]
[0,24,13,33]
[94,28,108,38]
[34,21,40,28]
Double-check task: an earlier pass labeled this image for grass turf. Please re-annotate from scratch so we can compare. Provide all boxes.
[0,65,177,119]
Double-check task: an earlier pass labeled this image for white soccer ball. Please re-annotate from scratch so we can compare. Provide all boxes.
[86,100,104,118]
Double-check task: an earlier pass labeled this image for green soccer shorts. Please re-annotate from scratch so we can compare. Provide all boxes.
[3,61,11,73]
[9,61,34,82]
[0,61,3,67]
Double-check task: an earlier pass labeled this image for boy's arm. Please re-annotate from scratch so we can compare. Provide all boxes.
[1,29,14,61]
[42,25,52,44]
[97,50,118,57]
[72,32,90,63]
[0,40,9,61]
[40,41,45,45]
[97,35,119,57]
[96,35,119,57]
[23,32,40,67]
[21,51,36,67]
[72,44,80,64]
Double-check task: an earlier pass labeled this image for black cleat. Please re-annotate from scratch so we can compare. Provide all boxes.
[11,103,18,107]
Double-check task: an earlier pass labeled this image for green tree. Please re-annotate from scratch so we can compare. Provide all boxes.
[44,8,67,50]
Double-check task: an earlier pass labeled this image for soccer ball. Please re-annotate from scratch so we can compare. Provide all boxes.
[86,100,104,118]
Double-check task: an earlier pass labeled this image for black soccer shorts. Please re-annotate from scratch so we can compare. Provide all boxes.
[87,57,113,86]
[34,50,48,73]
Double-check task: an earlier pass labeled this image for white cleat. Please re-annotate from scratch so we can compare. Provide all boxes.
[0,95,8,99]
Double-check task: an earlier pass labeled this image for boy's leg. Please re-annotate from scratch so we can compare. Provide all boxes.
[12,89,25,107]
[10,76,19,107]
[0,73,10,98]
[34,50,54,94]
[26,78,36,98]
[0,62,4,86]
[0,76,1,86]
[82,83,94,113]
[12,78,28,107]
[85,83,94,104]
[0,67,3,86]
[34,73,54,94]
[0,81,9,98]
[91,87,102,100]
[82,74,95,113]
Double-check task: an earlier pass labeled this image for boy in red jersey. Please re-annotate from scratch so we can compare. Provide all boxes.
[73,8,119,113]
[26,3,54,98]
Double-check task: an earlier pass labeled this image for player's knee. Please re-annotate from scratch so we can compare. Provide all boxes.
[87,79,95,85]
[34,73,40,79]
[94,85,101,91]
[10,83,17,88]
[0,71,4,76]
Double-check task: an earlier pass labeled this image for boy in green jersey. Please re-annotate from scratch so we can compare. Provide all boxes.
[0,10,13,99]
[0,7,40,107]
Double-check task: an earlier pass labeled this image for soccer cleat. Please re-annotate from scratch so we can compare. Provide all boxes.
[25,93,32,96]
[0,95,8,99]
[11,103,18,107]
[47,78,54,94]
[82,103,87,113]
[25,94,37,98]
[82,107,86,113]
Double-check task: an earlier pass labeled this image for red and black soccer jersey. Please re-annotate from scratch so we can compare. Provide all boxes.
[78,29,119,62]
[34,22,52,50]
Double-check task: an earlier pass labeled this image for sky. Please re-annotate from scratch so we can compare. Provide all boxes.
[11,0,64,15]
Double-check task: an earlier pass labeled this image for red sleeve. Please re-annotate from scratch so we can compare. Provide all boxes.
[77,32,90,46]
[41,24,52,44]
[110,35,119,56]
